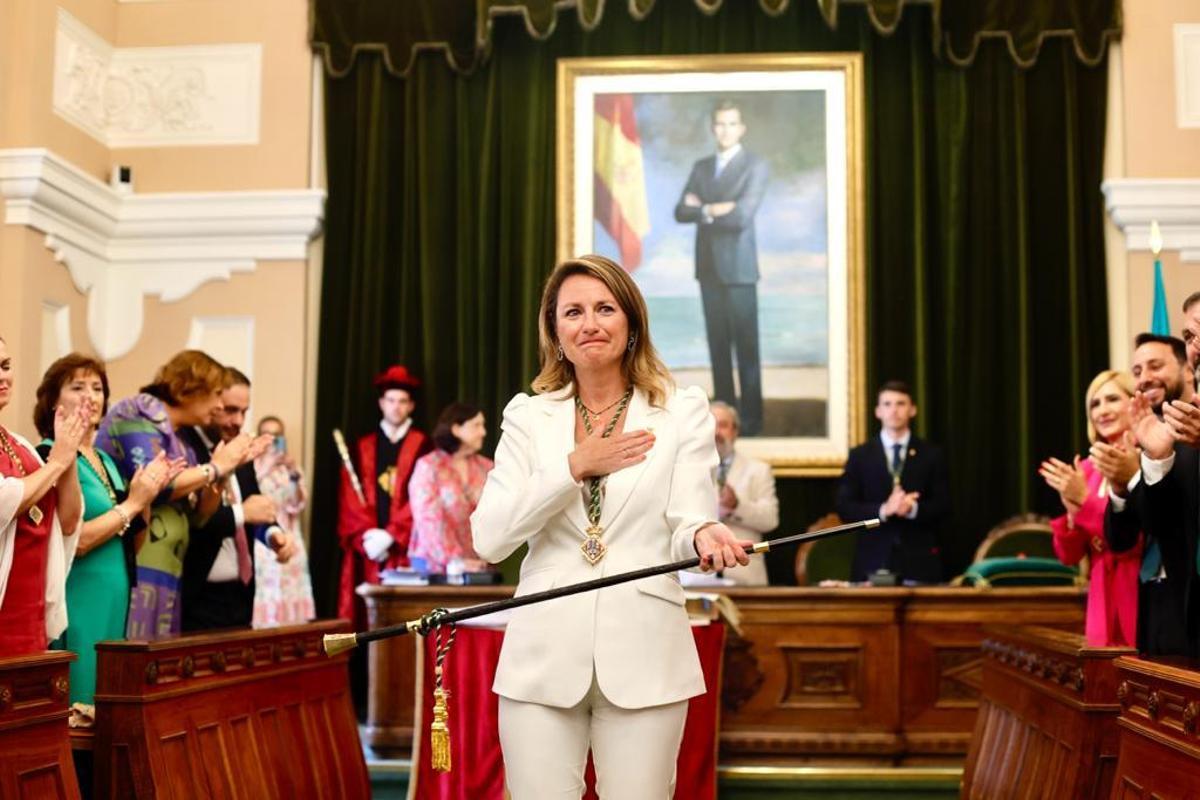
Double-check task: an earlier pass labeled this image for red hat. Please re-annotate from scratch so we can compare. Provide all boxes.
[373,364,421,395]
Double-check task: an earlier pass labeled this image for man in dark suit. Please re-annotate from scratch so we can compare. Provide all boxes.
[1105,333,1200,656]
[674,100,770,435]
[836,381,949,583]
[181,368,295,631]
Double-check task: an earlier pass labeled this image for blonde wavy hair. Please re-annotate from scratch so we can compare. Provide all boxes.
[1084,369,1135,443]
[531,254,674,408]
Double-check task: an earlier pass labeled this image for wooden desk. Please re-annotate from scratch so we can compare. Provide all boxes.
[1110,656,1200,798]
[960,626,1132,799]
[92,620,369,799]
[360,585,1085,764]
[0,651,81,800]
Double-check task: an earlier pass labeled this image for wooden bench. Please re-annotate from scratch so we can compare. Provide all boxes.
[92,620,368,799]
[961,625,1132,799]
[1110,656,1200,798]
[0,651,81,800]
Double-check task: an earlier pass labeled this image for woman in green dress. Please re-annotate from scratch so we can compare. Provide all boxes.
[34,354,179,709]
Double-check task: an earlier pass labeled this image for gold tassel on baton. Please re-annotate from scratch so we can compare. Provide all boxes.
[429,616,456,772]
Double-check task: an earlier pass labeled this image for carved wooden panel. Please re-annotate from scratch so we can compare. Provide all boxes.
[0,652,80,800]
[901,593,1085,758]
[778,646,863,708]
[935,646,984,707]
[961,626,1132,800]
[720,628,765,713]
[1110,657,1200,799]
[93,621,368,799]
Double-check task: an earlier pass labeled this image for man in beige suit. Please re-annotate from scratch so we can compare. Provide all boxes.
[712,401,779,586]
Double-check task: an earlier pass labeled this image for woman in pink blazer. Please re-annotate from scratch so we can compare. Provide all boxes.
[1040,369,1142,647]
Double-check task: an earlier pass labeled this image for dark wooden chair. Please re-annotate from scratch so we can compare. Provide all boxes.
[794,512,856,585]
[973,513,1056,562]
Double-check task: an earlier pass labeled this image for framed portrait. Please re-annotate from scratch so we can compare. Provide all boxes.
[556,54,866,475]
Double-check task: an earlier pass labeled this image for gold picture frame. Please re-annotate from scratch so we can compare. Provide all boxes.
[556,53,866,476]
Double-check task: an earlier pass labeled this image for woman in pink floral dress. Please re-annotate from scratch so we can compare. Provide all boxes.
[251,416,315,626]
[408,404,493,573]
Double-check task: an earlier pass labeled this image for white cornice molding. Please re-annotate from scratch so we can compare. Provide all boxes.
[1102,178,1200,262]
[0,148,325,359]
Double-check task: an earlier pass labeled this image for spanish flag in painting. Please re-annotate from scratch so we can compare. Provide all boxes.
[594,94,650,270]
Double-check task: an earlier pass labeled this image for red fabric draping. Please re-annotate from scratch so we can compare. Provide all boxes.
[413,622,725,799]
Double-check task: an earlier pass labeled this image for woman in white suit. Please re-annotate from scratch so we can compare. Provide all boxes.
[471,254,751,799]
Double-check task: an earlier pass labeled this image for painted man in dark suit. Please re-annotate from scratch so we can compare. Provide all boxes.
[836,381,950,583]
[674,100,770,435]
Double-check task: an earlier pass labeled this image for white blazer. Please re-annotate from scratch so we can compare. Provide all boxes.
[719,452,779,586]
[471,384,716,709]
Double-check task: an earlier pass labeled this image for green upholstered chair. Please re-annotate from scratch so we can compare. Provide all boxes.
[954,513,1085,587]
[972,513,1057,561]
[956,557,1082,588]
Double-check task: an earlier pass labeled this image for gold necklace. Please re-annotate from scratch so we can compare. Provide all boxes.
[0,426,44,525]
[577,393,626,418]
[79,448,118,504]
[574,388,632,565]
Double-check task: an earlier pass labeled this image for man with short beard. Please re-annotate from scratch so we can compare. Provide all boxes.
[711,402,778,585]
[1105,334,1200,656]
[1132,333,1193,411]
[180,368,296,631]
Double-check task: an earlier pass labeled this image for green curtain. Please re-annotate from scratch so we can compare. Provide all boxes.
[308,0,1109,612]
[312,0,1122,75]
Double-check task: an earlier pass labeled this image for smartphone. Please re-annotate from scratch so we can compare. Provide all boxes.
[273,436,287,455]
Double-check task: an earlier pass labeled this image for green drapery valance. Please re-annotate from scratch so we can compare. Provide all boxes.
[311,0,1121,77]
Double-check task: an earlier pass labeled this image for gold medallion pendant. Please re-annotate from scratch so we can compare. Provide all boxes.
[28,505,43,525]
[581,525,607,565]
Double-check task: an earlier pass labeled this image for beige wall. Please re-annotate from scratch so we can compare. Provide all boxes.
[0,0,113,173]
[0,0,318,459]
[114,0,313,192]
[1111,0,1200,358]
[1121,0,1200,178]
[102,262,310,447]
[0,228,92,442]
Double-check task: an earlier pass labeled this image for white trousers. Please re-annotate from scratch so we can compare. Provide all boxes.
[497,674,689,800]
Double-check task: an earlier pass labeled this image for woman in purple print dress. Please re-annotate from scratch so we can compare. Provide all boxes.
[96,351,252,638]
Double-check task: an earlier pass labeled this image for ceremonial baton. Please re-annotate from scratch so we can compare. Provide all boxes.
[323,517,879,656]
[331,428,368,507]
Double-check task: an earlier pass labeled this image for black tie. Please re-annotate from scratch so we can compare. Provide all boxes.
[891,443,902,475]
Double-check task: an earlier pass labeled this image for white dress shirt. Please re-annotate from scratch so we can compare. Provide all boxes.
[380,418,412,444]
[879,430,918,520]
